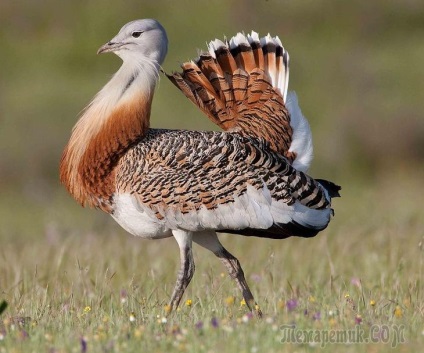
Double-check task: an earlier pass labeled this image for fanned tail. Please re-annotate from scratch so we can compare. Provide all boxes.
[167,31,299,162]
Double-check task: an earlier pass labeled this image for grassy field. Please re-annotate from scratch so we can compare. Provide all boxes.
[1,171,423,352]
[1,0,424,352]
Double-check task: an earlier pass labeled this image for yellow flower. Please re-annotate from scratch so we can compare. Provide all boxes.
[83,306,91,313]
[134,327,143,339]
[370,299,376,307]
[344,293,350,299]
[277,299,285,310]
[308,296,316,303]
[240,299,246,307]
[225,296,235,306]
[394,306,403,318]
[129,312,136,322]
[164,304,172,314]
[185,299,192,307]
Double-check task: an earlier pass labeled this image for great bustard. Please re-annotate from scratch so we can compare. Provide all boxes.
[60,19,340,316]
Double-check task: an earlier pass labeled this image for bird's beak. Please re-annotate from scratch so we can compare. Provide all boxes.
[97,41,123,55]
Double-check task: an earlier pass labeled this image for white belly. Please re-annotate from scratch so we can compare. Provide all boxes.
[111,193,172,239]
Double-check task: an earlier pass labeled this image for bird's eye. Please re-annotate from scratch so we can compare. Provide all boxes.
[132,31,143,38]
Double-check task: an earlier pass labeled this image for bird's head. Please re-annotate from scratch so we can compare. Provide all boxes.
[97,19,168,66]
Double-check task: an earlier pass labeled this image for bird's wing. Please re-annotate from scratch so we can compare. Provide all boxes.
[167,32,296,161]
[115,130,332,238]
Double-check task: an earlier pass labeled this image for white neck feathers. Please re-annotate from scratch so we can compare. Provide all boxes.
[60,58,160,210]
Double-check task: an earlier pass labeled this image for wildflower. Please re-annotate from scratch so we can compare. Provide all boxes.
[211,317,219,328]
[312,311,321,321]
[265,317,274,324]
[240,299,246,307]
[18,329,29,340]
[355,315,362,325]
[81,337,88,353]
[185,299,192,307]
[250,273,262,282]
[351,277,361,287]
[161,317,168,324]
[171,325,181,336]
[129,312,136,322]
[277,299,285,310]
[120,289,128,304]
[370,299,376,307]
[308,296,316,303]
[286,299,298,312]
[134,327,143,339]
[242,312,253,323]
[195,321,203,330]
[164,304,172,314]
[225,296,235,306]
[344,293,350,299]
[394,306,403,318]
[83,306,91,313]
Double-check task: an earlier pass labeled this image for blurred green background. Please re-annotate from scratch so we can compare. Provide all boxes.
[1,0,423,238]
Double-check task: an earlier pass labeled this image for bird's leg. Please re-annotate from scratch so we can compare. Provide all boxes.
[168,230,195,313]
[193,230,262,318]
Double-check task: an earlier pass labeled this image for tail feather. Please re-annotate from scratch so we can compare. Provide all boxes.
[274,36,290,101]
[167,31,301,163]
[210,40,238,73]
[247,31,265,70]
[229,33,256,72]
[260,34,277,87]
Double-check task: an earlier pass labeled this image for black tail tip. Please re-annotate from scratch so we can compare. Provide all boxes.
[316,179,341,198]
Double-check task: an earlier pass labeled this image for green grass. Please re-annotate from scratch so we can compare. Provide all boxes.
[1,170,423,352]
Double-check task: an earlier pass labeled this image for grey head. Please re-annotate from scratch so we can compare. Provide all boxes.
[97,19,168,65]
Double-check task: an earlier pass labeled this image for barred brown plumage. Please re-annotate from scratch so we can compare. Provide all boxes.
[60,19,340,317]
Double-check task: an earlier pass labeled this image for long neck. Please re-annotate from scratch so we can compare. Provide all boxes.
[60,60,159,211]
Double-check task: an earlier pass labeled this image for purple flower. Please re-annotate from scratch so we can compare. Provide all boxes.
[211,317,219,328]
[19,329,29,340]
[286,299,298,312]
[80,337,87,353]
[171,325,181,335]
[250,273,262,282]
[195,321,203,330]
[350,277,361,288]
[355,315,362,325]
[312,311,321,321]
